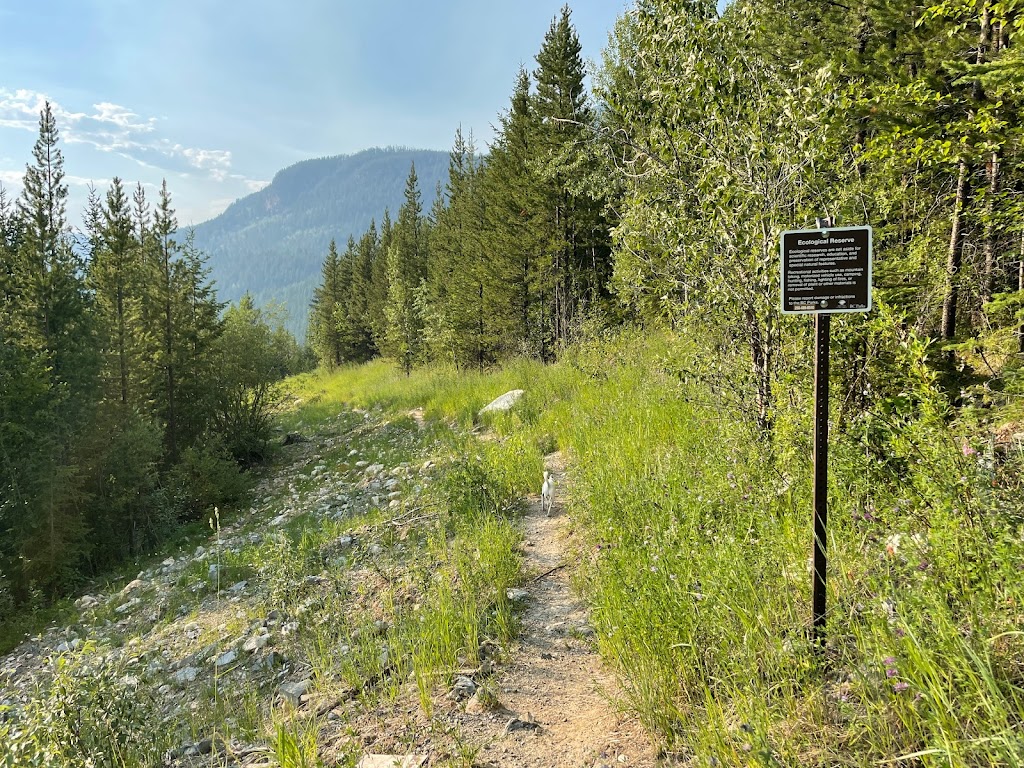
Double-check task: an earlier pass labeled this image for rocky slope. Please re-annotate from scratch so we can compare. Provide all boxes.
[0,403,656,767]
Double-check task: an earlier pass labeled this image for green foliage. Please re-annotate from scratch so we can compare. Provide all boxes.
[0,645,170,767]
[212,295,291,464]
[162,437,249,523]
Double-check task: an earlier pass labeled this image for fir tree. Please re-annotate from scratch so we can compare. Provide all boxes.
[6,103,97,594]
[309,239,345,368]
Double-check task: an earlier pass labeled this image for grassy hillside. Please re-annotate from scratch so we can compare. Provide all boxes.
[286,329,1024,764]
[6,327,1024,766]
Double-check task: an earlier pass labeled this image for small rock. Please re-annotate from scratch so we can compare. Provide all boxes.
[479,390,524,415]
[115,597,141,615]
[121,578,144,594]
[367,543,384,557]
[504,716,540,734]
[243,635,269,653]
[228,580,248,594]
[255,650,285,671]
[357,756,426,768]
[174,667,200,684]
[162,557,176,567]
[465,691,491,714]
[214,650,237,669]
[506,588,530,602]
[452,675,476,699]
[279,679,310,706]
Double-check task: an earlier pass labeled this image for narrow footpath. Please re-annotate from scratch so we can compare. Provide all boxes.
[456,451,657,768]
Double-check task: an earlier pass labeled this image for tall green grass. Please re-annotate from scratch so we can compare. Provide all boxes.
[295,329,1024,765]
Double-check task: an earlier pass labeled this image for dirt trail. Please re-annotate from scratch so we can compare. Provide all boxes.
[458,451,657,768]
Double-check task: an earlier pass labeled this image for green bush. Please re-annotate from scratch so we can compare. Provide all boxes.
[163,437,249,522]
[0,646,170,767]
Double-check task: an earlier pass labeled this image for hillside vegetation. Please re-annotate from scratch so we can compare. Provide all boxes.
[6,0,1024,765]
[6,331,1023,765]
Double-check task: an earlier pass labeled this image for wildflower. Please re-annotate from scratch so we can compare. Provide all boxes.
[886,667,898,678]
[885,534,902,557]
[893,681,910,693]
[961,440,977,457]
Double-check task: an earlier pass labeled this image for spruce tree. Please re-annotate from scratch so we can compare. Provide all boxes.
[532,6,612,348]
[309,239,345,368]
[6,103,97,593]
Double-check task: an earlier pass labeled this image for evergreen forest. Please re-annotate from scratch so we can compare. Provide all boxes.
[0,104,309,612]
[309,1,1024,422]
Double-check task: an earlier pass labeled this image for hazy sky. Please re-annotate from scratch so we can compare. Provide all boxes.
[0,0,645,226]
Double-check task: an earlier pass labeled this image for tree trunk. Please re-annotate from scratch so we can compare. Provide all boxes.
[983,151,1000,305]
[941,160,970,342]
[1018,231,1024,354]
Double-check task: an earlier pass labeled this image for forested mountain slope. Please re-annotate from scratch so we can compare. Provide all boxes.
[191,148,448,337]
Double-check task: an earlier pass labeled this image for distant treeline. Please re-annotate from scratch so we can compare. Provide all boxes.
[0,106,309,608]
[311,0,1024,433]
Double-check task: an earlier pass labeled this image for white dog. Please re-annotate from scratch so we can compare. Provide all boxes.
[541,471,555,517]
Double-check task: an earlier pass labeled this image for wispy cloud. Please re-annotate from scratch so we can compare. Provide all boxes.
[0,88,263,188]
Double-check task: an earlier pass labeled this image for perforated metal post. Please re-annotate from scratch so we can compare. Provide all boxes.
[812,312,830,646]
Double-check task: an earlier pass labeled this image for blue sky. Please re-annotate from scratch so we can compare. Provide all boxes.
[0,0,647,226]
[0,0,638,225]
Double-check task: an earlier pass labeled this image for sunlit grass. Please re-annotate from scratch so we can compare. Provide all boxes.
[8,330,1024,766]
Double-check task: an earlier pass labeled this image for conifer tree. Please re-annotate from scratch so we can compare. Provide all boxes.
[382,165,427,372]
[532,6,612,348]
[367,211,393,349]
[482,68,549,357]
[153,180,181,460]
[6,103,97,593]
[309,239,345,368]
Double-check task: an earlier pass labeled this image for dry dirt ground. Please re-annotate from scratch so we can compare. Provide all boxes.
[458,450,657,768]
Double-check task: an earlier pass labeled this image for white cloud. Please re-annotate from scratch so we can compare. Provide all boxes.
[0,88,261,189]
[0,169,23,187]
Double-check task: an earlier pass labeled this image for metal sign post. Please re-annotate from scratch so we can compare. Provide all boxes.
[781,221,872,648]
[812,312,830,644]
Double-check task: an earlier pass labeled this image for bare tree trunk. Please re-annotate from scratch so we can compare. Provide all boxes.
[941,160,970,342]
[983,151,1000,304]
[1018,232,1024,354]
[982,13,1002,309]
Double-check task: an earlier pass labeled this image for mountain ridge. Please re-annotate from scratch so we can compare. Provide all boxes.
[191,147,449,338]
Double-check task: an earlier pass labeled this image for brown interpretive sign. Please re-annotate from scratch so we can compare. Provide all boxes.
[780,226,872,314]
